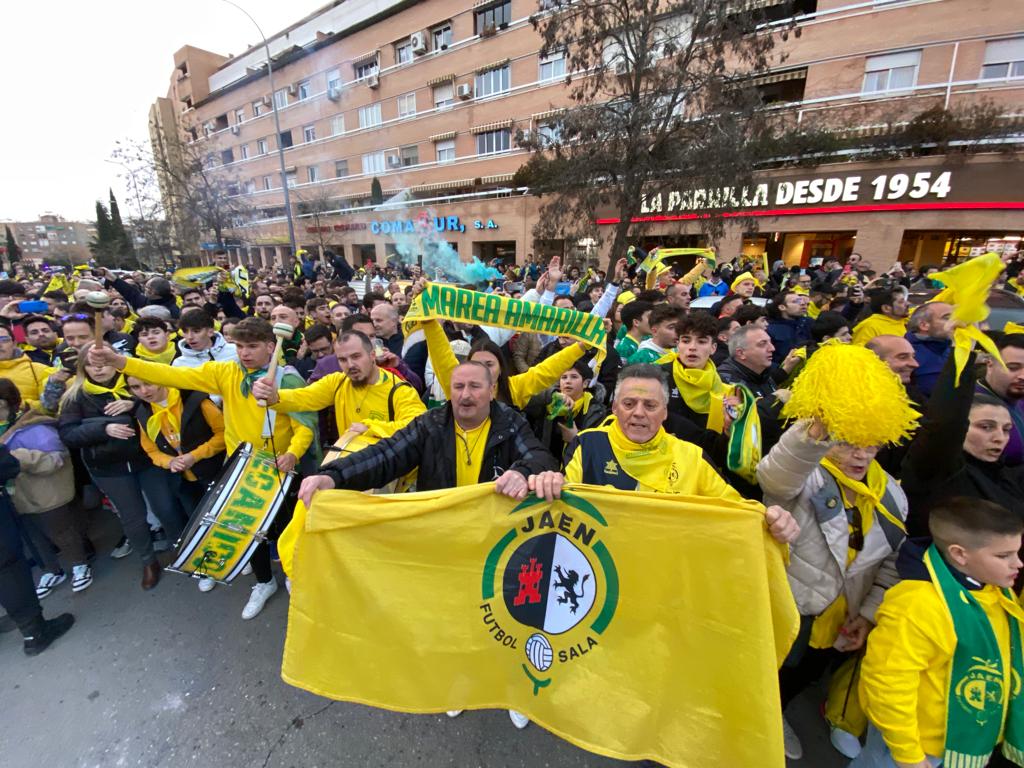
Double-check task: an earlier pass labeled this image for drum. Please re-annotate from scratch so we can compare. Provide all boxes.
[322,429,414,494]
[168,443,294,584]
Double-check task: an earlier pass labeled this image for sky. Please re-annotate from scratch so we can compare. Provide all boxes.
[0,0,326,224]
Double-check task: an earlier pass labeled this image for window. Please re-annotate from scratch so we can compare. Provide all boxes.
[358,103,382,128]
[362,151,386,175]
[252,100,265,117]
[220,148,234,164]
[335,159,349,178]
[400,144,419,167]
[274,88,288,108]
[307,166,319,183]
[981,37,1024,80]
[435,139,456,163]
[327,69,342,90]
[286,171,297,188]
[298,80,311,100]
[330,115,345,136]
[395,41,413,64]
[262,175,274,191]
[279,130,293,149]
[303,124,317,143]
[862,50,920,94]
[433,82,454,109]
[475,65,511,97]
[475,0,511,35]
[355,59,379,81]
[234,108,245,124]
[537,122,562,145]
[398,92,417,118]
[239,144,249,160]
[432,23,453,51]
[245,180,256,194]
[476,129,511,155]
[539,50,566,81]
[257,138,268,155]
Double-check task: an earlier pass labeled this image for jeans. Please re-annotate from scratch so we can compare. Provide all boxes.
[139,468,203,542]
[0,495,41,635]
[850,725,942,767]
[18,504,88,573]
[780,614,843,709]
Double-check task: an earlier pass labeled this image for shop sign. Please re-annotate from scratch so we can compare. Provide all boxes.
[369,216,499,236]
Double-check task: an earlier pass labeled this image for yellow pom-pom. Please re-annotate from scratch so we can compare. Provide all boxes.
[781,344,919,447]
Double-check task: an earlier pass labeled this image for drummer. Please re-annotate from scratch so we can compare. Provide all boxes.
[86,317,316,621]
[251,330,425,442]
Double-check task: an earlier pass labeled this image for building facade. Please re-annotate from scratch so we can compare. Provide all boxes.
[152,0,1024,271]
[2,215,96,267]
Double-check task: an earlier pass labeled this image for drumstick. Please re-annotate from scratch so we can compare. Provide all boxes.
[256,322,295,407]
[85,291,111,348]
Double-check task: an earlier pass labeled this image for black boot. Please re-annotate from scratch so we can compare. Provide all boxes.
[23,613,75,657]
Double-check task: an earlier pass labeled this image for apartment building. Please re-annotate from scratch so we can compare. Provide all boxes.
[3,215,96,266]
[152,0,1024,270]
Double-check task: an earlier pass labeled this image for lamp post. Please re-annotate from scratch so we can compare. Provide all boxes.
[220,0,298,267]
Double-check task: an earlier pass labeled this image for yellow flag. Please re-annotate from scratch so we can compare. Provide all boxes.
[281,484,797,768]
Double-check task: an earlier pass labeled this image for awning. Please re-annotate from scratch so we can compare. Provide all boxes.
[471,119,514,134]
[413,179,475,192]
[430,131,457,142]
[724,0,787,13]
[475,58,510,74]
[427,73,456,86]
[532,108,565,121]
[481,173,514,184]
[749,67,807,87]
[352,49,379,64]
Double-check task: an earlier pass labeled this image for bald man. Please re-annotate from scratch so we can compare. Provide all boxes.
[370,302,404,356]
[867,334,923,479]
[905,302,952,398]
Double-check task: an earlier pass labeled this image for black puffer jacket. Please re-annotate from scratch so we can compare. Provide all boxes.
[58,386,151,476]
[322,401,557,491]
[524,383,609,464]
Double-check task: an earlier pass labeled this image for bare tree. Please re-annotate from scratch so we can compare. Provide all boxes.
[516,0,796,271]
[295,184,339,258]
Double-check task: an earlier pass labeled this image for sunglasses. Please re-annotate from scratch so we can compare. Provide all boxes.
[61,313,93,323]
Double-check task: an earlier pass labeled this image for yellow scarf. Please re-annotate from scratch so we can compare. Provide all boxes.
[671,358,728,433]
[571,391,593,418]
[810,459,905,649]
[136,341,177,366]
[83,374,131,400]
[806,302,821,319]
[146,388,182,445]
[606,418,679,493]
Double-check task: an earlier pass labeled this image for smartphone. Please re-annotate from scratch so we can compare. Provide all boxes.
[18,300,48,313]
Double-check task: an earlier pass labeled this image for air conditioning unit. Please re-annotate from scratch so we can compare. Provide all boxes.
[386,154,402,168]
[457,83,472,100]
[262,94,273,106]
[287,83,298,96]
[520,129,532,143]
[367,74,380,89]
[230,124,240,135]
[327,86,341,101]
[410,30,428,54]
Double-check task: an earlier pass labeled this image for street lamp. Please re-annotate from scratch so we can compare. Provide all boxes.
[220,0,298,265]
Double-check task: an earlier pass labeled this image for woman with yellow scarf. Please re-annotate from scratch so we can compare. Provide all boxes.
[756,342,919,762]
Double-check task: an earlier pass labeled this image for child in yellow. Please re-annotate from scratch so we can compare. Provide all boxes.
[87,317,315,621]
[855,498,1024,768]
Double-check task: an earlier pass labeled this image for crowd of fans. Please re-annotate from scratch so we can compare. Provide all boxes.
[3,244,1024,767]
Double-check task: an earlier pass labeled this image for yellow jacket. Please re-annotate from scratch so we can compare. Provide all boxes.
[0,354,53,410]
[852,313,908,346]
[423,320,585,409]
[860,579,1019,764]
[272,368,425,439]
[121,357,313,459]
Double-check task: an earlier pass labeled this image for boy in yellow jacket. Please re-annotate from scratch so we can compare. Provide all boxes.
[856,498,1024,768]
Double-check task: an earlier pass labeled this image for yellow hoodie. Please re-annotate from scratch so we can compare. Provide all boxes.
[0,355,54,410]
[860,579,1017,764]
[852,313,908,346]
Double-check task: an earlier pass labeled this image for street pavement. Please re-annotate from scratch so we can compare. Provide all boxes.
[0,510,847,768]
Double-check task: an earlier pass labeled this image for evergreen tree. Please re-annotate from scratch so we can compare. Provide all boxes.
[90,200,119,267]
[108,189,137,266]
[370,177,384,205]
[4,226,21,267]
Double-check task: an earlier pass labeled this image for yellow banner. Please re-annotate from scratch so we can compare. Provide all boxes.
[281,484,797,767]
[403,282,607,363]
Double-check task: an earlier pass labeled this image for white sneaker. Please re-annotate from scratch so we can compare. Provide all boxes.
[445,710,463,718]
[782,715,803,760]
[829,726,862,759]
[109,536,133,559]
[508,710,530,730]
[36,571,67,599]
[241,563,253,576]
[285,577,291,594]
[241,580,278,620]
[71,564,93,593]
[198,577,216,593]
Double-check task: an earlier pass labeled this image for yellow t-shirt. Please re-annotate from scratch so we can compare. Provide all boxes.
[454,418,491,488]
